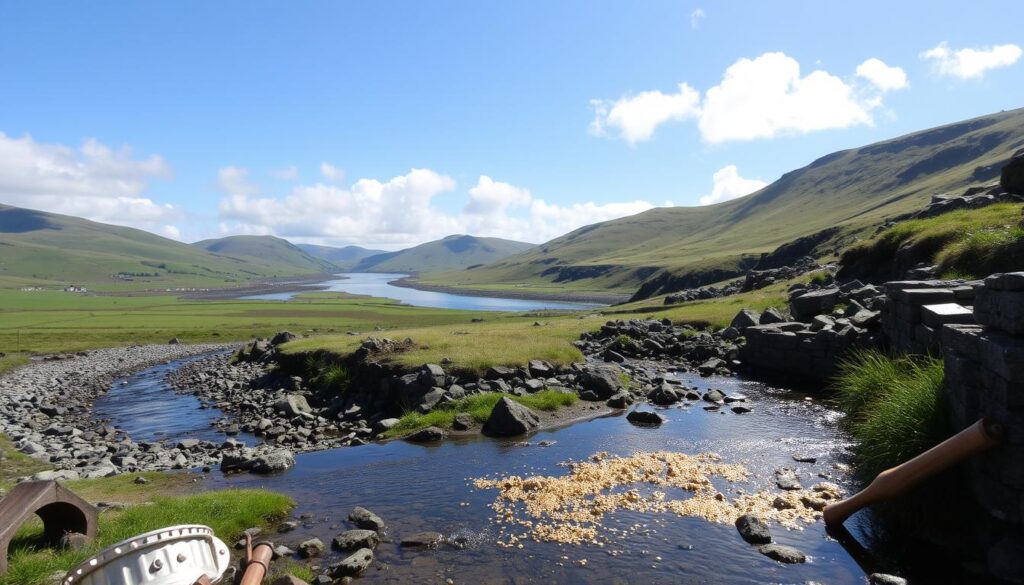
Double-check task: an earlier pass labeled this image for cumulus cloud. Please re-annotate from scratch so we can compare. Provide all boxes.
[272,165,299,181]
[591,51,892,144]
[0,132,181,231]
[855,58,909,92]
[698,165,768,205]
[320,162,345,183]
[216,170,655,248]
[690,8,705,29]
[590,83,700,144]
[921,41,1022,79]
[216,166,259,196]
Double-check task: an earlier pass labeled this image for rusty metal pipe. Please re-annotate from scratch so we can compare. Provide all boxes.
[237,534,274,585]
[823,418,1005,526]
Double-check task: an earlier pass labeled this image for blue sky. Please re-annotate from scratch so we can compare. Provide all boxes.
[0,1,1021,249]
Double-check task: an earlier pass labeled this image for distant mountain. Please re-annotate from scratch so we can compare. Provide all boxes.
[353,235,535,274]
[297,244,387,270]
[193,235,338,274]
[418,108,1024,300]
[0,205,329,289]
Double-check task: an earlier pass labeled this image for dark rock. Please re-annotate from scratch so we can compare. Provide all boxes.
[606,392,630,409]
[757,544,806,563]
[735,514,771,544]
[731,405,752,414]
[400,531,444,547]
[578,364,623,398]
[271,331,297,345]
[452,413,476,430]
[647,382,682,405]
[348,507,385,531]
[405,426,447,442]
[792,454,817,463]
[330,548,374,577]
[1001,150,1024,194]
[483,397,540,436]
[333,529,380,551]
[418,364,446,388]
[730,309,761,331]
[626,409,665,426]
[759,307,787,324]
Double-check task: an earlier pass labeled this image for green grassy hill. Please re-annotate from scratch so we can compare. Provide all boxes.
[193,235,338,274]
[297,243,387,269]
[353,234,535,274]
[0,205,334,290]
[417,108,1024,300]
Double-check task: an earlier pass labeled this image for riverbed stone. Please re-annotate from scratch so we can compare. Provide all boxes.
[250,450,295,474]
[483,397,540,436]
[297,538,325,558]
[275,394,312,417]
[418,364,446,388]
[330,548,374,578]
[452,413,476,430]
[735,514,771,544]
[349,507,386,531]
[400,531,444,547]
[578,364,623,399]
[332,529,380,551]
[757,543,806,563]
[404,426,447,442]
[626,409,665,426]
[775,468,802,490]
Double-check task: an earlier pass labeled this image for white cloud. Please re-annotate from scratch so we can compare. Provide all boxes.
[699,52,876,143]
[698,165,768,205]
[591,51,889,145]
[690,8,704,29]
[590,83,700,144]
[272,165,299,181]
[320,162,345,183]
[216,166,259,196]
[855,58,908,92]
[0,132,180,231]
[217,170,655,248]
[921,41,1022,79]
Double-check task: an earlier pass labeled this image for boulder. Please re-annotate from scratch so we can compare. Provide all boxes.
[404,426,447,442]
[418,364,446,388]
[735,514,771,544]
[250,450,295,474]
[297,538,325,558]
[730,309,761,331]
[626,409,665,426]
[757,543,806,564]
[759,307,787,324]
[372,418,400,435]
[578,365,623,399]
[330,548,374,578]
[703,389,726,403]
[271,331,297,345]
[1001,150,1024,194]
[274,394,312,417]
[483,397,540,436]
[606,392,630,409]
[790,288,839,321]
[452,413,476,430]
[528,360,553,377]
[332,529,380,551]
[400,531,444,547]
[349,507,386,531]
[647,382,682,405]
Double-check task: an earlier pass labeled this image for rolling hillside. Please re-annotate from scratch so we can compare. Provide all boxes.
[0,205,334,290]
[297,244,387,270]
[416,108,1024,300]
[353,235,535,274]
[193,235,338,274]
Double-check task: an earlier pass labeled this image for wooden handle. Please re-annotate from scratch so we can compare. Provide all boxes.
[823,418,1004,526]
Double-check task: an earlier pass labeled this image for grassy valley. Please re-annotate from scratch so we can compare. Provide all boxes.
[416,108,1024,300]
[297,243,387,269]
[353,234,535,274]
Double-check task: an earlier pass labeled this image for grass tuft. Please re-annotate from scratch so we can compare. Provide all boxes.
[383,390,578,438]
[833,350,948,480]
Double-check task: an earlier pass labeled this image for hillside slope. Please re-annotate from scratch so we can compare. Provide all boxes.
[297,244,387,270]
[418,108,1024,300]
[0,205,333,290]
[193,235,338,274]
[353,235,535,274]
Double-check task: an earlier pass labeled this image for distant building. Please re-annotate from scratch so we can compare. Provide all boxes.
[63,285,87,293]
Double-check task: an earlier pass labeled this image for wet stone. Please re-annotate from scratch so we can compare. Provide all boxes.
[735,514,772,544]
[757,543,806,563]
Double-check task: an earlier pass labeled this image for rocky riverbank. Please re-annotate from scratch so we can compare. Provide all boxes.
[0,343,247,480]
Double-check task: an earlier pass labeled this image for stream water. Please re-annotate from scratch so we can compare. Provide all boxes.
[240,272,603,312]
[91,354,900,584]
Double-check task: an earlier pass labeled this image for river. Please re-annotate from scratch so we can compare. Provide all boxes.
[240,272,603,312]
[91,354,904,584]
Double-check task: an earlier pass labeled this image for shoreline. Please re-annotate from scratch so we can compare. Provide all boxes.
[388,275,628,306]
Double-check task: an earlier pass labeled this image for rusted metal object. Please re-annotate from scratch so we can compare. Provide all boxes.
[0,480,98,575]
[236,533,274,585]
[62,524,230,585]
[823,418,1006,526]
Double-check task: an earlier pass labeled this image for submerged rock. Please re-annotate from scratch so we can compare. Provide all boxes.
[349,507,386,531]
[400,531,444,547]
[332,529,380,551]
[626,409,665,426]
[330,548,374,577]
[757,543,806,563]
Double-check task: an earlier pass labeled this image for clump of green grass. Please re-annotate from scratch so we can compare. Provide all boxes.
[0,353,29,377]
[307,356,349,394]
[0,433,51,491]
[2,489,293,585]
[833,350,948,480]
[384,390,578,438]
